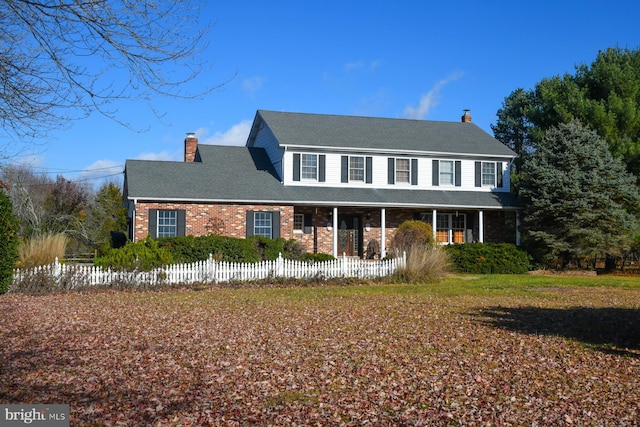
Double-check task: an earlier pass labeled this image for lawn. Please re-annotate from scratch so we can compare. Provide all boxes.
[1,275,639,426]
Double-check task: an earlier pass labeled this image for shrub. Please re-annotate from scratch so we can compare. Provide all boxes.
[445,243,531,274]
[301,252,335,262]
[248,235,286,260]
[283,239,306,260]
[393,244,450,284]
[0,189,19,293]
[17,232,68,268]
[157,235,260,263]
[392,220,435,251]
[94,237,173,271]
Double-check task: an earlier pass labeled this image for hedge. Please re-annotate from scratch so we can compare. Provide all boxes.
[445,243,531,274]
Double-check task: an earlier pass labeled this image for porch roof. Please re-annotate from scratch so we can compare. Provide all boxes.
[125,146,520,210]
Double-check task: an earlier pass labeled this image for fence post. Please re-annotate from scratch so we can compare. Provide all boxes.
[277,252,284,277]
[53,257,61,286]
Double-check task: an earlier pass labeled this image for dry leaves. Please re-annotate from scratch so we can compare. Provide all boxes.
[1,285,638,426]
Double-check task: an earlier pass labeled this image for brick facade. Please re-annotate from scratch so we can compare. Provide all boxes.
[134,201,517,256]
[134,202,294,243]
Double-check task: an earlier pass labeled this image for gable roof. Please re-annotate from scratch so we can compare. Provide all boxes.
[125,145,519,209]
[251,110,515,157]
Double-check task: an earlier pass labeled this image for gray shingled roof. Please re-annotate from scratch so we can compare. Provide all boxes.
[254,110,516,157]
[125,146,519,209]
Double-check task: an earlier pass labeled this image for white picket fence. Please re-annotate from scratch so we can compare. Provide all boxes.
[11,253,406,290]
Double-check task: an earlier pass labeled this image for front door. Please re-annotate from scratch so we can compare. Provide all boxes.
[337,215,361,257]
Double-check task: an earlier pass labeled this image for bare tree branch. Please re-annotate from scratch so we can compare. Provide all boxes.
[0,0,220,146]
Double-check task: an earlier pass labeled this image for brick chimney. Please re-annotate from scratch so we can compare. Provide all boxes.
[461,109,472,123]
[184,132,198,162]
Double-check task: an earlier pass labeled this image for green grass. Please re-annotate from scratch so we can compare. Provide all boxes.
[190,273,640,302]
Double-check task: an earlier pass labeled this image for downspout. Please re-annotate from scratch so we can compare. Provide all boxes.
[131,198,137,243]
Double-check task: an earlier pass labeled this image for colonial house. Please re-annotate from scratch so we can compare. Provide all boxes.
[123,110,520,258]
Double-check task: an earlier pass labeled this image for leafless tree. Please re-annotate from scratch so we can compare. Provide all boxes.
[1,0,216,146]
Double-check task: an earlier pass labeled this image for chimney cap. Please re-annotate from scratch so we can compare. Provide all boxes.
[186,132,196,138]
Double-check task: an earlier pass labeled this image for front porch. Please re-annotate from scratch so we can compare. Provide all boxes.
[292,207,520,258]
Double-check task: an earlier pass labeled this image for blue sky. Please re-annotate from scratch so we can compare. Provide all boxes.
[8,0,640,187]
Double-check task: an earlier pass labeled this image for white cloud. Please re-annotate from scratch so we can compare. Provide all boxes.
[243,76,266,94]
[200,120,252,146]
[136,150,182,161]
[402,71,464,120]
[344,60,381,72]
[78,159,125,187]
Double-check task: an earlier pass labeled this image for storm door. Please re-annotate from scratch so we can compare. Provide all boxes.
[337,215,361,256]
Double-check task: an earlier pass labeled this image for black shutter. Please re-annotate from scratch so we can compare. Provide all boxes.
[432,160,439,186]
[177,209,186,236]
[475,162,482,187]
[411,158,418,185]
[246,211,254,238]
[341,156,349,183]
[303,213,313,234]
[293,153,300,181]
[496,162,503,187]
[271,211,281,239]
[388,158,395,184]
[455,161,462,187]
[148,209,158,238]
[365,157,373,184]
[319,155,326,182]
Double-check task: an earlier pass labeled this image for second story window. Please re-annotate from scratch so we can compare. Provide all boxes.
[439,160,454,186]
[481,162,496,186]
[349,156,365,181]
[395,158,410,183]
[388,157,418,185]
[293,153,325,182]
[432,160,461,187]
[301,154,317,180]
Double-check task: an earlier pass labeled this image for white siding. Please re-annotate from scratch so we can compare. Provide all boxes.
[283,150,513,192]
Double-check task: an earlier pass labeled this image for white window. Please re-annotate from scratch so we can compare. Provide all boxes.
[396,158,410,183]
[301,154,317,180]
[439,160,454,186]
[349,156,365,181]
[482,162,496,186]
[293,213,304,232]
[436,213,466,244]
[254,212,273,238]
[157,210,177,238]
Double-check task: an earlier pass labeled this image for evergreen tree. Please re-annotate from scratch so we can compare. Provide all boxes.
[493,47,640,176]
[0,183,19,293]
[518,122,640,267]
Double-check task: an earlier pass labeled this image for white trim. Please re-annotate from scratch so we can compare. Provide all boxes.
[478,210,484,243]
[332,207,338,257]
[381,208,386,258]
[281,144,515,159]
[127,196,518,211]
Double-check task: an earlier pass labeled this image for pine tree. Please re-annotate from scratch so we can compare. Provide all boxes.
[518,122,640,267]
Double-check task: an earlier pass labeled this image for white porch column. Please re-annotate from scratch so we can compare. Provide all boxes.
[516,211,521,246]
[478,210,484,243]
[432,209,437,243]
[332,207,339,257]
[380,208,386,258]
